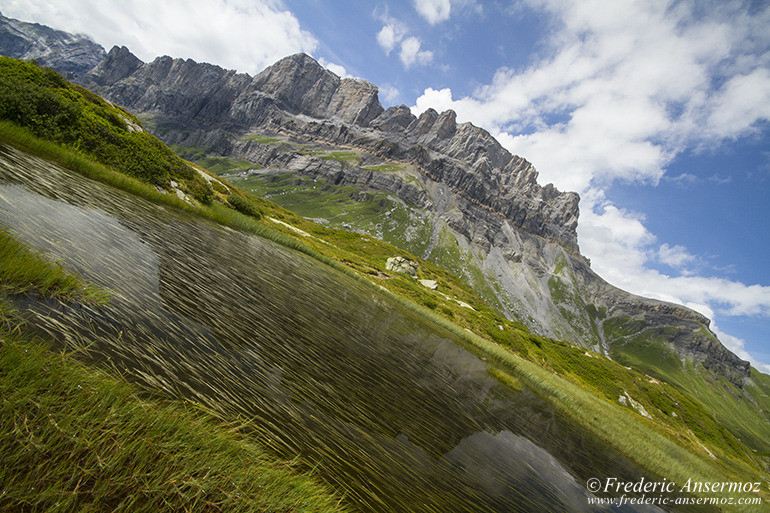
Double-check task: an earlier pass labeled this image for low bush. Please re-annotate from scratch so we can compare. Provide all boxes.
[227,194,263,219]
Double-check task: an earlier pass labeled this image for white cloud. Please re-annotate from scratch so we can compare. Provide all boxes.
[379,85,401,104]
[375,15,433,69]
[376,23,404,55]
[0,0,318,74]
[576,189,770,319]
[399,36,433,68]
[412,0,480,24]
[318,58,349,78]
[412,1,770,189]
[411,87,455,115]
[657,243,695,269]
[413,0,451,25]
[705,68,770,139]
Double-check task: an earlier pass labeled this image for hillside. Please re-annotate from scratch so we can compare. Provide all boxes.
[40,37,768,455]
[0,18,769,511]
[73,44,754,385]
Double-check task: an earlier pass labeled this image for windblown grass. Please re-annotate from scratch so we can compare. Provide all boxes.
[0,234,346,512]
[360,286,770,511]
[0,330,347,513]
[5,122,768,499]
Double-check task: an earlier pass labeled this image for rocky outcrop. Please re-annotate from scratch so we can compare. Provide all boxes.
[0,12,105,78]
[89,51,254,131]
[84,45,142,87]
[386,256,418,276]
[249,53,384,126]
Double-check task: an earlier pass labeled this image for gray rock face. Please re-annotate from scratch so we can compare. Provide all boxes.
[94,54,254,131]
[84,45,143,87]
[0,12,106,78]
[0,17,749,384]
[250,54,384,126]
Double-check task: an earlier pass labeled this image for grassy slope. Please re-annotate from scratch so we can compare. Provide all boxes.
[611,331,770,456]
[1,57,768,510]
[190,149,770,492]
[0,56,214,204]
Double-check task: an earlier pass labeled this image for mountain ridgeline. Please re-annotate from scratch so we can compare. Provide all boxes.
[0,13,762,428]
[73,46,749,381]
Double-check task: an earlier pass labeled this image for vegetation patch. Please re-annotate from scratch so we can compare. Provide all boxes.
[0,225,346,512]
[320,151,361,165]
[0,228,108,304]
[0,57,212,205]
[227,194,263,219]
[171,145,257,176]
[240,134,279,144]
[363,163,404,173]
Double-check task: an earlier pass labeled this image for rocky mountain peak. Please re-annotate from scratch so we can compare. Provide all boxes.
[0,12,105,78]
[85,45,143,87]
[250,53,383,126]
[411,108,439,134]
[370,105,416,131]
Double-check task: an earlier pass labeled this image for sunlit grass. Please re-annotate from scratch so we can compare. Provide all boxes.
[0,228,347,511]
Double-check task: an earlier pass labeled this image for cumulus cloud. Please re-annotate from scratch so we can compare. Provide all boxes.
[318,58,349,78]
[376,23,405,55]
[412,0,480,25]
[379,85,401,105]
[705,68,770,139]
[413,0,452,25]
[0,0,318,74]
[412,0,770,188]
[375,15,433,69]
[399,36,433,68]
[657,243,695,269]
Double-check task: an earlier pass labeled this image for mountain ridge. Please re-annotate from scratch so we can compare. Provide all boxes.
[0,14,754,388]
[0,11,105,76]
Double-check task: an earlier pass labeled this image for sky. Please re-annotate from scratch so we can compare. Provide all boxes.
[2,0,769,372]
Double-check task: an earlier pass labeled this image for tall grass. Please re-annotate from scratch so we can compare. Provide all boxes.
[368,285,770,511]
[0,229,347,512]
[0,332,347,512]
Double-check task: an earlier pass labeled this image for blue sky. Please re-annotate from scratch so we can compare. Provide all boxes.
[2,0,769,371]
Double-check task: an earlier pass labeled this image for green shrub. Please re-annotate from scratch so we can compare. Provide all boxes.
[184,177,214,205]
[0,57,194,187]
[227,194,263,219]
